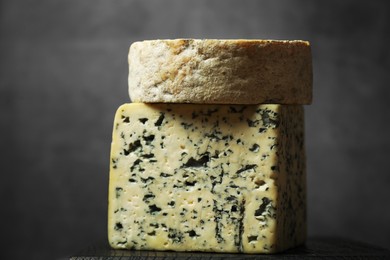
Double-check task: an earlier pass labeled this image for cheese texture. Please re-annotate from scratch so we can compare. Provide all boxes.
[108,103,306,253]
[128,39,312,104]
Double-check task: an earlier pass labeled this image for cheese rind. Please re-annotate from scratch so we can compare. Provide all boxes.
[128,39,312,104]
[108,103,306,253]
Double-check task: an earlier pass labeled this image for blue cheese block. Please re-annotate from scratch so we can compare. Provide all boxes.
[108,103,306,253]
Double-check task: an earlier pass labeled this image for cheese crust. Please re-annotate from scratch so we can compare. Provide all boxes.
[128,39,312,104]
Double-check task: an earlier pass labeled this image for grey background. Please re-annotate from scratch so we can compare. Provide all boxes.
[0,0,389,259]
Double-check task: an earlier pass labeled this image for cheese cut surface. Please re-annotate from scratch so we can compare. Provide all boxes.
[128,39,312,104]
[108,103,306,253]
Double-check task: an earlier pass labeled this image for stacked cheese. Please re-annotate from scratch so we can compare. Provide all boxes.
[108,39,312,253]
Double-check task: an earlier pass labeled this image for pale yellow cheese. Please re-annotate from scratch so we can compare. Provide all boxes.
[108,103,306,253]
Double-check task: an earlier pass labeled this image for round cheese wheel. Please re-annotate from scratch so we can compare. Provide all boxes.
[128,39,312,104]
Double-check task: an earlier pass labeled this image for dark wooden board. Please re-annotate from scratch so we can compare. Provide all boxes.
[69,237,390,259]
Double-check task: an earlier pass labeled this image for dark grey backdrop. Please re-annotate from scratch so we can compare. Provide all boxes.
[1,0,389,259]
